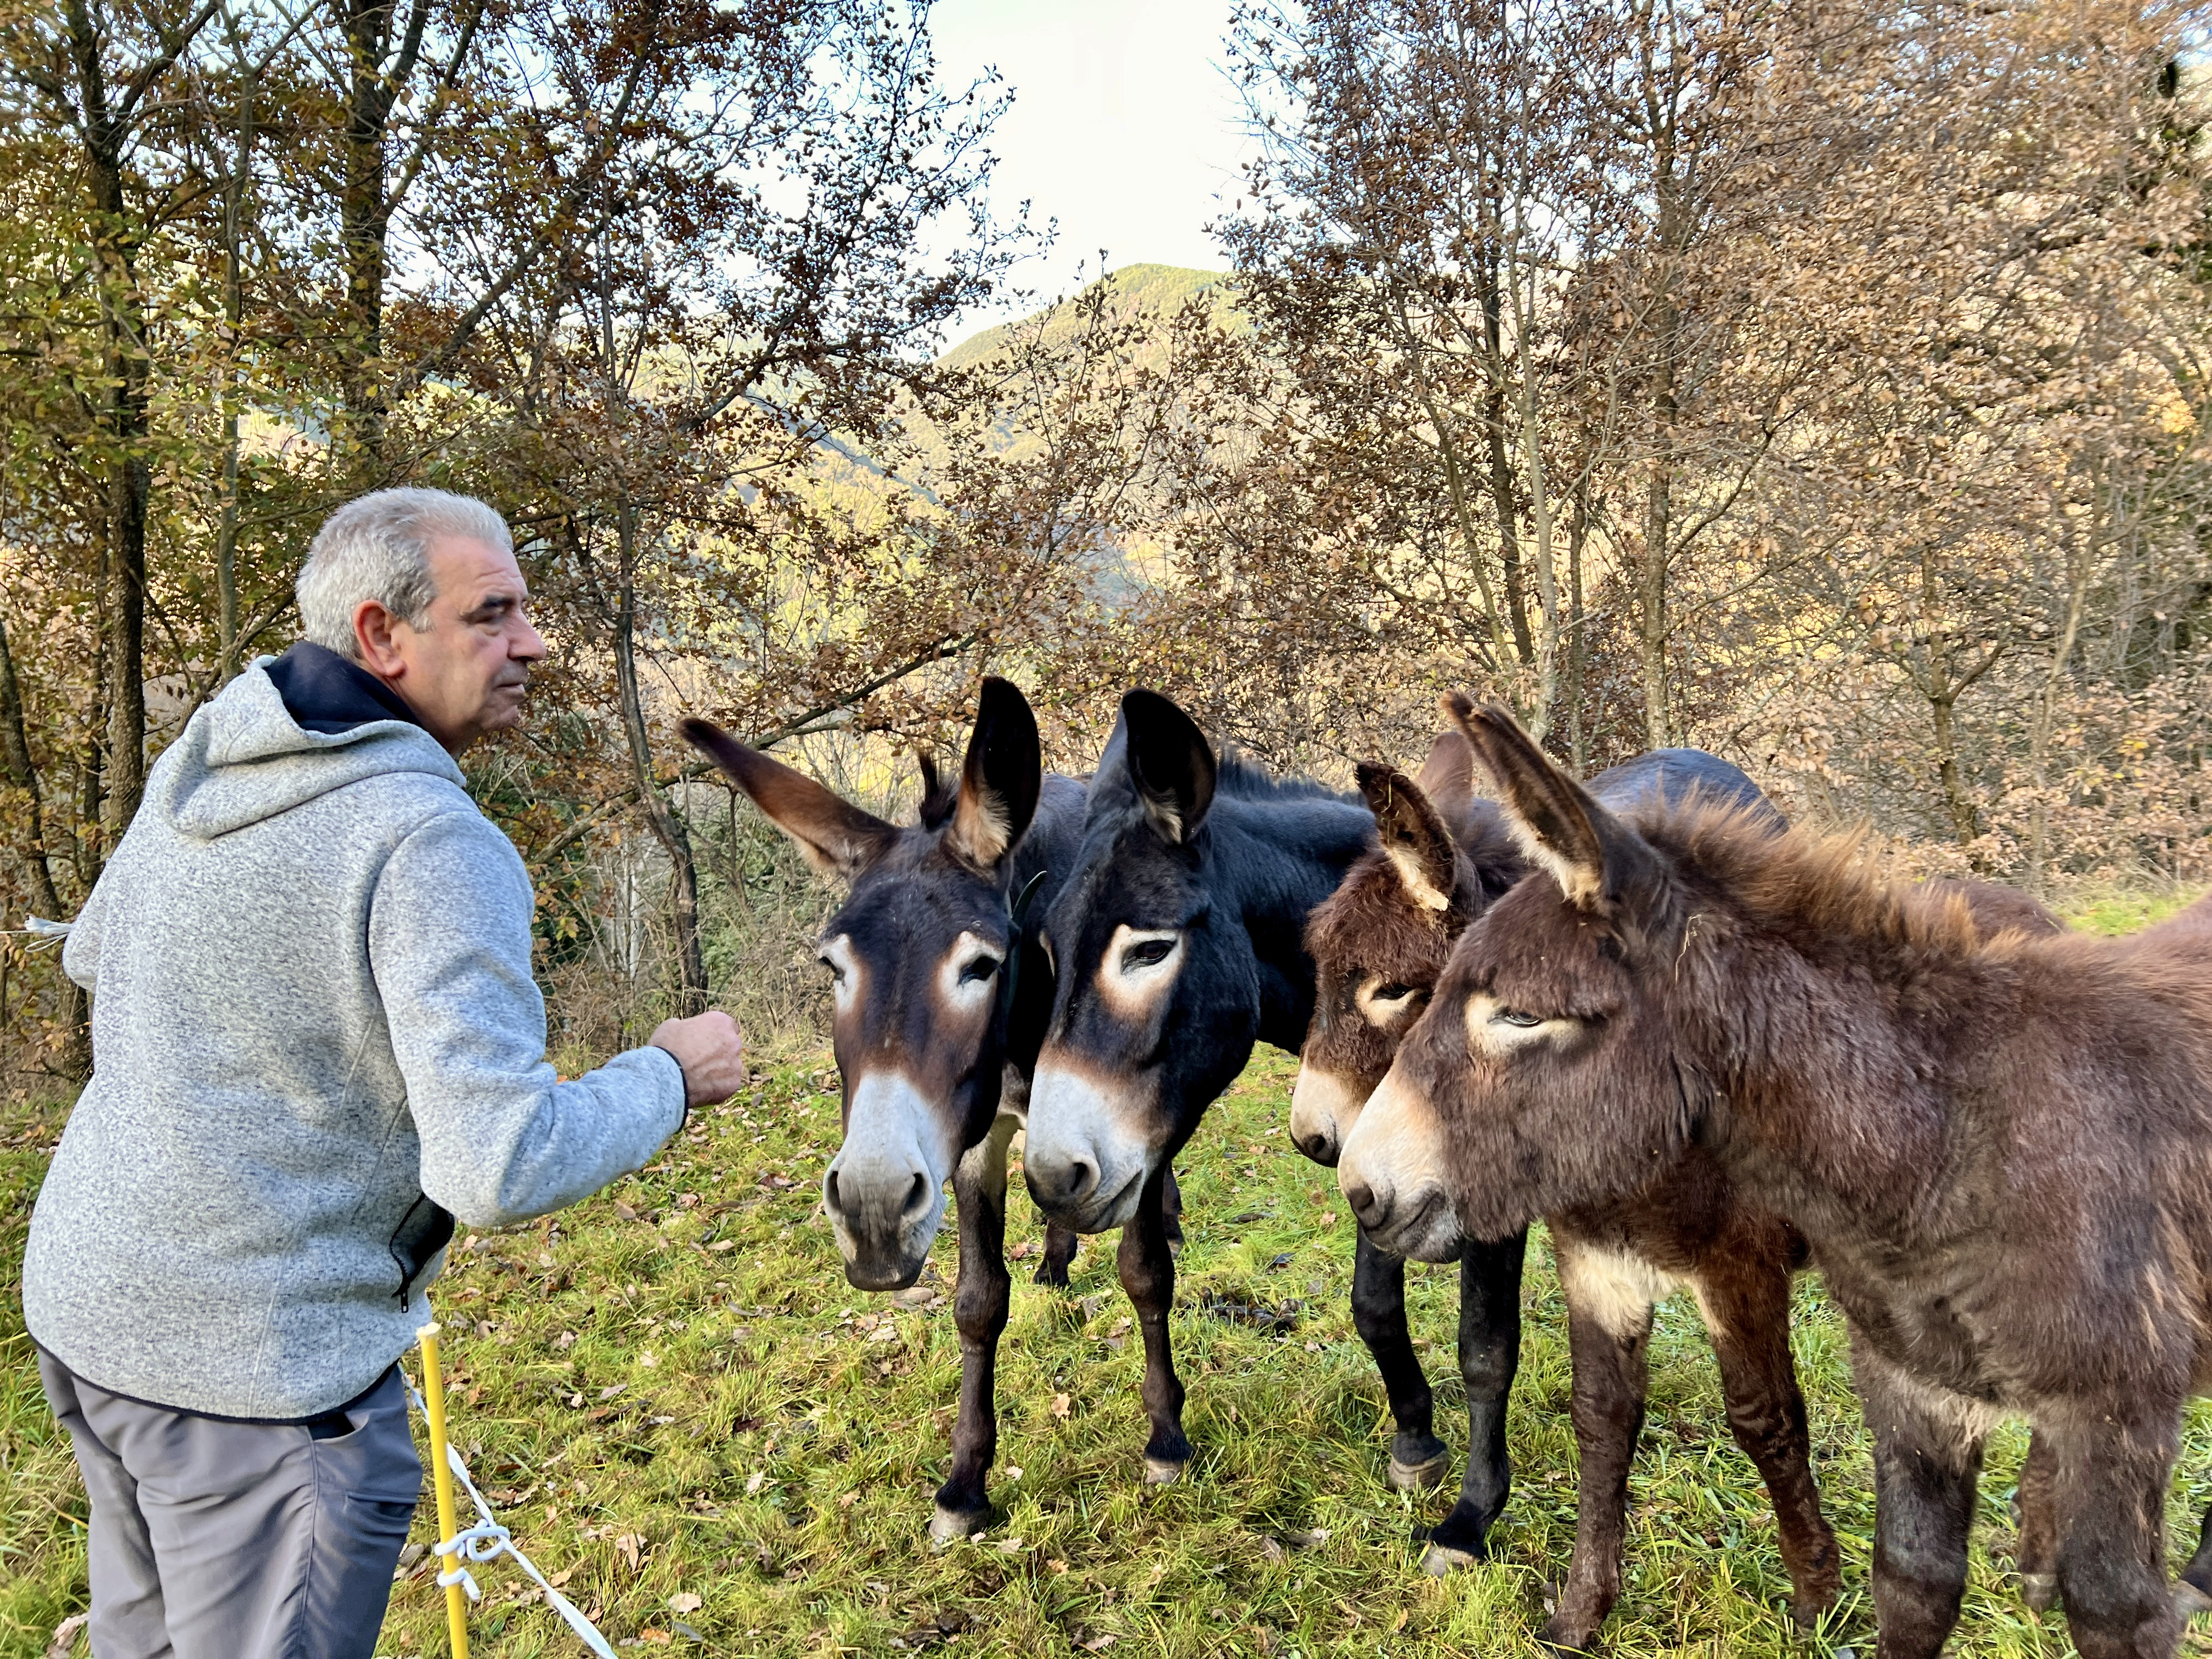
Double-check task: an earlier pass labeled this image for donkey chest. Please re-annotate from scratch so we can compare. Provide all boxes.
[1813,1233,2024,1401]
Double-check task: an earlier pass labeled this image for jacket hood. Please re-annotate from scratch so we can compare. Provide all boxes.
[154,661,467,840]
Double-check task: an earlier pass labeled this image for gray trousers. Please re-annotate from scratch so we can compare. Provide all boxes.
[38,1349,422,1659]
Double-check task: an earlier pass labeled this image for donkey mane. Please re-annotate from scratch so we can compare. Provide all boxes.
[1216,746,1357,806]
[1630,802,1989,968]
[915,751,960,831]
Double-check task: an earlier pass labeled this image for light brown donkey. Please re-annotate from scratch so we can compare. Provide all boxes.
[1301,735,1845,1649]
[1346,699,2199,1659]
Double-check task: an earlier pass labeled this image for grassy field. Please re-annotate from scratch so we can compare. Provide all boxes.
[6,891,2212,1657]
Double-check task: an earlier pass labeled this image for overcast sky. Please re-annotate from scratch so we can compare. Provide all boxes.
[928,0,1254,322]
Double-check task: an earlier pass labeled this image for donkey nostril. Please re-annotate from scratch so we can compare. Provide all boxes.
[1066,1161,1096,1200]
[824,1169,843,1215]
[1343,1180,1383,1227]
[1296,1131,1329,1159]
[904,1171,930,1218]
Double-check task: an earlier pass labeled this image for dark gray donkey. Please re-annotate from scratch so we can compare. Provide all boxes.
[1022,689,1374,1485]
[685,679,1104,1542]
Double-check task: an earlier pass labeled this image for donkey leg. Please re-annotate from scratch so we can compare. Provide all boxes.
[1852,1335,1983,1659]
[1698,1265,1840,1630]
[932,1115,1016,1544]
[1035,1221,1079,1289]
[1426,1228,1528,1575]
[1538,1292,1651,1652]
[1349,1230,1446,1491]
[1163,1165,1186,1256]
[2015,1427,2061,1612]
[1119,1166,1190,1482]
[2044,1408,2185,1659]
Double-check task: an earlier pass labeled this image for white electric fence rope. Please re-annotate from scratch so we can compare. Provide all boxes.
[403,1372,618,1659]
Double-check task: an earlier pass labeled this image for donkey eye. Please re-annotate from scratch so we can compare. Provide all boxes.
[960,953,1002,985]
[1122,938,1175,971]
[816,953,844,984]
[1372,982,1414,1002]
[1494,1008,1543,1029]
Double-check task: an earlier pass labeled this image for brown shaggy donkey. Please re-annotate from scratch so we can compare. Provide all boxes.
[1341,698,2212,1659]
[1300,738,1845,1649]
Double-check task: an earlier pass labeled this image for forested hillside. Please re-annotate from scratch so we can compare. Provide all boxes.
[3,0,2208,1075]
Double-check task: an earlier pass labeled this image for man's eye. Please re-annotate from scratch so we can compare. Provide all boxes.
[1494,1008,1543,1028]
[960,954,1001,985]
[1122,938,1175,972]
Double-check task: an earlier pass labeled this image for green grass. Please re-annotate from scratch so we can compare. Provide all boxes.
[2059,884,2205,937]
[8,900,2212,1656]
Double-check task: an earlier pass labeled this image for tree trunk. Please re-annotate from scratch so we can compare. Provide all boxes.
[215,30,256,682]
[1,612,91,1079]
[1481,256,1534,668]
[1566,483,1590,774]
[1638,442,1671,749]
[0,614,62,921]
[340,0,397,470]
[65,0,150,842]
[613,501,708,1014]
[1928,689,1980,852]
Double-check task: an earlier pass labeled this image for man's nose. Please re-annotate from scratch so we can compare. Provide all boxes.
[514,617,548,662]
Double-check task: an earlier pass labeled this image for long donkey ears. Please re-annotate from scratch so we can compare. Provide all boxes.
[1411,728,1478,822]
[945,677,1043,873]
[1443,694,1627,912]
[681,719,898,881]
[1121,689,1218,845]
[1355,761,1457,913]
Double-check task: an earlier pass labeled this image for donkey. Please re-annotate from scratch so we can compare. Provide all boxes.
[684,679,1092,1541]
[1020,689,1374,1484]
[1344,698,2209,1659]
[1296,737,1850,1648]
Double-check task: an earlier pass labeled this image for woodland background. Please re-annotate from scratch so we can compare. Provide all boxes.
[4,0,2210,1084]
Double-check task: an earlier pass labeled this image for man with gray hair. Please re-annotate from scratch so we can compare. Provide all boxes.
[23,487,744,1657]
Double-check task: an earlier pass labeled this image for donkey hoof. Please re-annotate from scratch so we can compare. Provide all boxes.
[1536,1616,1598,1655]
[1421,1542,1480,1577]
[2020,1571,2059,1613]
[1143,1456,1187,1486]
[2172,1579,2212,1620]
[928,1504,990,1548]
[1033,1262,1071,1289]
[1388,1451,1452,1493]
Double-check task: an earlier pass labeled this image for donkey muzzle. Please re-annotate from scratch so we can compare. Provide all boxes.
[1336,1068,1462,1263]
[1289,1064,1369,1167]
[1023,1059,1152,1234]
[823,1071,951,1290]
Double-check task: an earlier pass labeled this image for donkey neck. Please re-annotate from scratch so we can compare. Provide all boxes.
[1205,792,1374,1051]
[1680,906,2004,1239]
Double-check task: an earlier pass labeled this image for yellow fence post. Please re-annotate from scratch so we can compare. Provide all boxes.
[416,1322,471,1659]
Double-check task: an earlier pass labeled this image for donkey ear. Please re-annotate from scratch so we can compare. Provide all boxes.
[945,677,1043,873]
[681,719,897,881]
[1442,693,1616,911]
[1356,761,1456,912]
[1121,689,1217,844]
[1411,728,1478,822]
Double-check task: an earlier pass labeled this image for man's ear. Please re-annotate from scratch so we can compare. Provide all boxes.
[1443,693,1634,912]
[1411,729,1478,823]
[1356,761,1457,913]
[681,719,897,881]
[945,677,1043,873]
[1121,689,1217,845]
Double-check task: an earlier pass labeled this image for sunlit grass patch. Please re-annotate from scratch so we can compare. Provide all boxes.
[7,1031,2212,1654]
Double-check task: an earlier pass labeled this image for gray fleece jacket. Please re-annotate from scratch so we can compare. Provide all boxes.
[22,662,685,1419]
